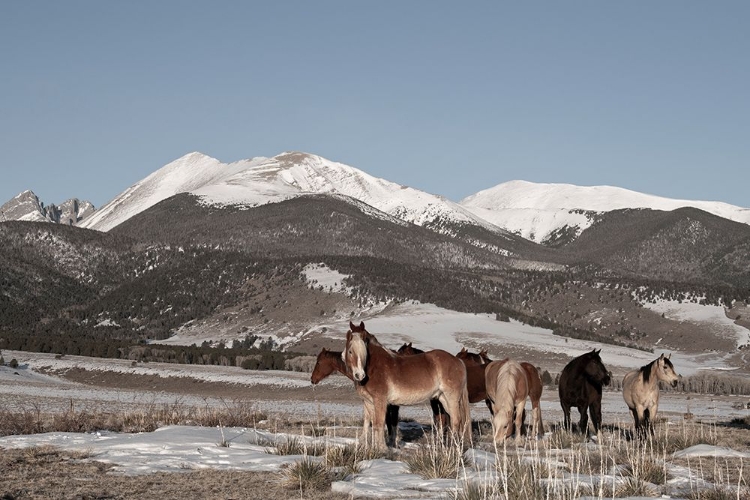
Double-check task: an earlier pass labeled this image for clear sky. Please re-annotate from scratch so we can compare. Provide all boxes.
[1,1,748,209]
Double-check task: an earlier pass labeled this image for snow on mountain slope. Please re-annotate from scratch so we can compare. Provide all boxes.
[78,153,268,232]
[81,151,505,236]
[461,180,750,243]
[197,151,498,233]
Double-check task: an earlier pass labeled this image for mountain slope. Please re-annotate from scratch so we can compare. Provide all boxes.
[461,180,750,245]
[564,207,750,286]
[78,151,513,243]
[77,153,267,231]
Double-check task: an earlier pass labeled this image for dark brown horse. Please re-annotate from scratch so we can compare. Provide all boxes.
[457,349,544,437]
[345,322,471,448]
[310,348,400,445]
[558,348,611,435]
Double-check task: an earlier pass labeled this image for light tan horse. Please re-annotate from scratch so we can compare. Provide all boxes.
[344,322,472,448]
[458,350,544,438]
[622,353,679,437]
[485,359,532,442]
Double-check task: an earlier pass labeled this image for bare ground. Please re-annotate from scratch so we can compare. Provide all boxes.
[0,446,350,500]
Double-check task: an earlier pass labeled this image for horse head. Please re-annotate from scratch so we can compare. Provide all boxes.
[311,348,334,384]
[585,349,611,386]
[345,321,370,382]
[456,347,491,367]
[397,342,423,355]
[656,353,679,388]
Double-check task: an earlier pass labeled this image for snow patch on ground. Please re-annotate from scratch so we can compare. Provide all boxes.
[641,299,750,348]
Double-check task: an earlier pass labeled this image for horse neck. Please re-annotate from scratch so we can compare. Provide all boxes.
[639,360,659,387]
[577,357,603,388]
[325,350,348,376]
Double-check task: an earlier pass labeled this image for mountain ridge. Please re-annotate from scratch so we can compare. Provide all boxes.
[4,151,749,247]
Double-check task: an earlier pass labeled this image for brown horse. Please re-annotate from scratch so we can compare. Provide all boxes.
[558,349,611,435]
[396,343,448,428]
[310,348,400,445]
[457,349,544,437]
[622,353,679,437]
[485,359,530,442]
[345,322,471,448]
[456,347,491,366]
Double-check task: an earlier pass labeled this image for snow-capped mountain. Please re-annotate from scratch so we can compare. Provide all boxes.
[0,190,94,225]
[460,180,750,244]
[79,151,505,236]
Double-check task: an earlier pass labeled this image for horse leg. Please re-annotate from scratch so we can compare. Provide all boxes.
[532,398,544,438]
[370,398,388,449]
[642,407,653,437]
[362,401,374,447]
[561,402,572,432]
[629,407,640,438]
[578,405,589,435]
[385,404,400,447]
[431,399,449,436]
[589,401,603,436]
[514,401,526,440]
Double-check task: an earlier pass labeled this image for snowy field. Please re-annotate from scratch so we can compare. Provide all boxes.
[3,295,750,498]
[2,349,750,498]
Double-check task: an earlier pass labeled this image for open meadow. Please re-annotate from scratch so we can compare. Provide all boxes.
[2,350,750,499]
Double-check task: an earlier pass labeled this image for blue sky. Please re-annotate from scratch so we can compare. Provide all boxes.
[1,1,748,209]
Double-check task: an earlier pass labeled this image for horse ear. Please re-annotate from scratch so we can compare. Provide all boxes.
[349,321,355,331]
[659,353,665,359]
[408,342,412,347]
[359,321,365,329]
[667,353,672,359]
[460,347,467,353]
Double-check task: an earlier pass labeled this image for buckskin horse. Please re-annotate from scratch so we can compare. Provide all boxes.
[622,353,679,437]
[310,348,400,446]
[344,322,471,448]
[558,349,611,435]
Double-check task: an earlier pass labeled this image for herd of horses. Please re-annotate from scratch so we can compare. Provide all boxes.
[310,321,681,448]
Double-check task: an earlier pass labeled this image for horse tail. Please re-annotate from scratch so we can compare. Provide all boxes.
[458,375,472,445]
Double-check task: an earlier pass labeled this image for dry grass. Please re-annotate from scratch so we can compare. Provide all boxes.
[403,431,469,479]
[0,446,349,500]
[0,399,267,436]
[2,400,750,499]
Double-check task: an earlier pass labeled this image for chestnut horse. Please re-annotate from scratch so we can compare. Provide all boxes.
[398,343,494,420]
[558,349,611,435]
[622,353,679,437]
[311,348,400,446]
[345,322,471,447]
[457,349,544,437]
[396,343,448,428]
[485,359,530,442]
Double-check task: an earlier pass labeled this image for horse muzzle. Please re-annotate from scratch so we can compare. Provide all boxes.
[352,369,366,382]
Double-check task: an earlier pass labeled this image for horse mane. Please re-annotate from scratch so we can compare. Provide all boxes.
[497,361,522,406]
[639,359,656,383]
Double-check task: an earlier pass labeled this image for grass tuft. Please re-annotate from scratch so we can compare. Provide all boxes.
[282,458,333,491]
[403,432,468,479]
